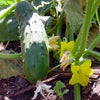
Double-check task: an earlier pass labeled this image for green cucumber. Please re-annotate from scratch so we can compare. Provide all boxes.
[15,1,49,83]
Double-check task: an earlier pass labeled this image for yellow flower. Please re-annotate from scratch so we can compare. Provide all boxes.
[60,41,74,57]
[49,36,59,50]
[69,60,93,87]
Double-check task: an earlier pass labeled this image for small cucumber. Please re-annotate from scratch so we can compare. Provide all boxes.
[15,1,49,83]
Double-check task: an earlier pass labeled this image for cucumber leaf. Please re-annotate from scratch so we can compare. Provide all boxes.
[29,0,53,14]
[0,59,24,80]
[63,0,84,41]
[39,16,52,31]
[0,11,19,41]
[0,0,19,41]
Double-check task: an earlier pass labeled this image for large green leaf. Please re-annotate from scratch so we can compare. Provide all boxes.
[0,11,19,41]
[63,0,84,41]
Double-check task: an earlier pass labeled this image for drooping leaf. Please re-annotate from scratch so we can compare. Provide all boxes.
[0,59,24,80]
[63,0,84,41]
[0,11,19,41]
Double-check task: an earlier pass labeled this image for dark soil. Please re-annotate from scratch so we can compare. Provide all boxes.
[0,41,100,100]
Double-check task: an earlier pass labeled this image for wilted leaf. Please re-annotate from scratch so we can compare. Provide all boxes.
[63,0,84,41]
[0,59,24,80]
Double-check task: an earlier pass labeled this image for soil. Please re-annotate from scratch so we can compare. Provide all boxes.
[0,41,100,100]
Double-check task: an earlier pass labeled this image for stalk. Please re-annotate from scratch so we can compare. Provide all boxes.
[74,84,81,100]
[83,34,100,58]
[70,28,83,58]
[48,64,61,74]
[91,0,100,21]
[0,0,23,20]
[93,0,100,31]
[0,3,16,20]
[72,1,95,100]
[88,34,100,50]
[96,11,100,31]
[75,0,94,60]
[83,49,100,60]
[0,53,22,59]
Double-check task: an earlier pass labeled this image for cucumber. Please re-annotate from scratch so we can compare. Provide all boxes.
[15,1,49,83]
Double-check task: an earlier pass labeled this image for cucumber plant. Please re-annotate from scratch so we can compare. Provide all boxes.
[0,0,50,83]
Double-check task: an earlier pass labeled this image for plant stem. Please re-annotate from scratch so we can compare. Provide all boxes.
[83,34,100,58]
[74,84,81,100]
[75,0,94,60]
[48,64,61,73]
[88,34,100,50]
[0,0,24,20]
[70,0,94,58]
[93,0,100,31]
[71,0,100,59]
[0,53,22,59]
[70,28,83,58]
[0,3,16,20]
[47,22,58,35]
[91,0,100,21]
[96,11,100,31]
[83,50,100,60]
